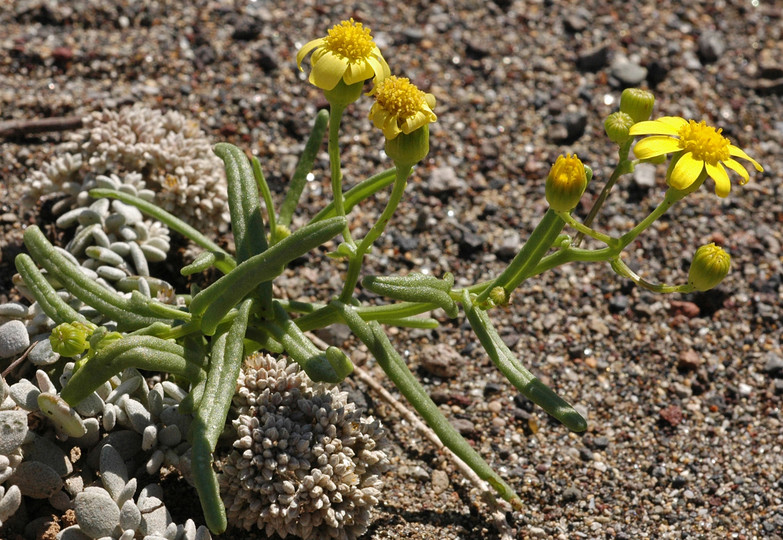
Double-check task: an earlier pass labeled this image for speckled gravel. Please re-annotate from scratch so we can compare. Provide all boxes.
[2,1,782,539]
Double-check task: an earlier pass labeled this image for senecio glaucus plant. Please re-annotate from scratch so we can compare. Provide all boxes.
[13,18,764,535]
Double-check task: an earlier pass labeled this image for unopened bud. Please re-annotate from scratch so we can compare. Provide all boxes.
[50,322,93,357]
[545,154,588,212]
[688,243,730,291]
[489,286,510,307]
[604,112,635,144]
[620,88,655,123]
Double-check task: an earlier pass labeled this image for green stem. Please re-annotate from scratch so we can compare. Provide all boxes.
[189,216,346,335]
[328,104,354,246]
[23,226,171,330]
[340,166,412,302]
[618,188,685,249]
[15,253,88,325]
[610,257,692,293]
[573,140,633,246]
[279,109,329,226]
[333,300,524,511]
[476,209,565,304]
[556,211,618,248]
[251,156,277,244]
[310,168,397,223]
[463,291,586,432]
[60,337,203,405]
[88,189,235,274]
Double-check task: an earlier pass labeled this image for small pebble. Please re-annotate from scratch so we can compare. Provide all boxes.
[0,320,30,359]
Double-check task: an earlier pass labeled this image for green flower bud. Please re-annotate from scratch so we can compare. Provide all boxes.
[50,322,93,357]
[688,243,730,291]
[604,112,636,144]
[322,79,365,107]
[620,88,655,123]
[384,124,430,167]
[545,153,588,212]
[489,286,510,307]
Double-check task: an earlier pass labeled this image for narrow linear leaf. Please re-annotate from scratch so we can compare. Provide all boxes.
[279,109,329,226]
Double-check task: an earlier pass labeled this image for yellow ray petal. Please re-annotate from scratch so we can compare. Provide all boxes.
[343,61,374,85]
[728,145,763,171]
[633,136,681,159]
[296,38,324,70]
[367,51,390,80]
[310,50,347,90]
[629,119,681,137]
[722,158,750,185]
[655,116,688,130]
[668,152,705,191]
[705,162,731,197]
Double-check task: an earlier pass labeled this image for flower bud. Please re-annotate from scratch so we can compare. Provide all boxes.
[620,88,655,123]
[688,243,730,291]
[545,154,588,212]
[604,112,635,144]
[489,286,510,307]
[384,124,430,166]
[50,322,93,357]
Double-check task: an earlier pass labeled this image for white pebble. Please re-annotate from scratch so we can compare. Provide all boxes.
[0,320,30,359]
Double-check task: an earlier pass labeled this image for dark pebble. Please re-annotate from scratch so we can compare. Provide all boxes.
[576,44,610,72]
[579,447,594,461]
[763,354,783,378]
[672,475,688,488]
[232,18,262,41]
[562,487,582,502]
[593,436,609,450]
[483,382,503,396]
[450,418,476,437]
[697,31,725,64]
[255,46,279,72]
[609,294,629,313]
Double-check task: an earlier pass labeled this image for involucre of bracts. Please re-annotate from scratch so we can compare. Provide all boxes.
[218,353,388,540]
[24,104,229,234]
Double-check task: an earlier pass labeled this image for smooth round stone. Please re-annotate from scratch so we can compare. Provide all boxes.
[123,398,153,433]
[0,320,30,359]
[74,488,121,537]
[74,392,105,417]
[0,485,21,523]
[57,525,92,540]
[99,445,129,499]
[119,499,142,531]
[0,302,29,318]
[10,460,63,498]
[0,410,28,455]
[28,339,60,366]
[9,379,40,411]
[22,435,73,477]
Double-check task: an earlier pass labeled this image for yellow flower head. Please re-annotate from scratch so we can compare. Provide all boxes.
[545,153,588,212]
[297,19,390,91]
[629,116,763,197]
[369,76,437,140]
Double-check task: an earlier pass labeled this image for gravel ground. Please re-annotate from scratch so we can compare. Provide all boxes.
[2,1,782,538]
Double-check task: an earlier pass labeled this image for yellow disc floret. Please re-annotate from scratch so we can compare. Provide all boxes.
[369,76,437,140]
[373,77,427,120]
[297,19,390,94]
[322,19,375,62]
[677,120,731,165]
